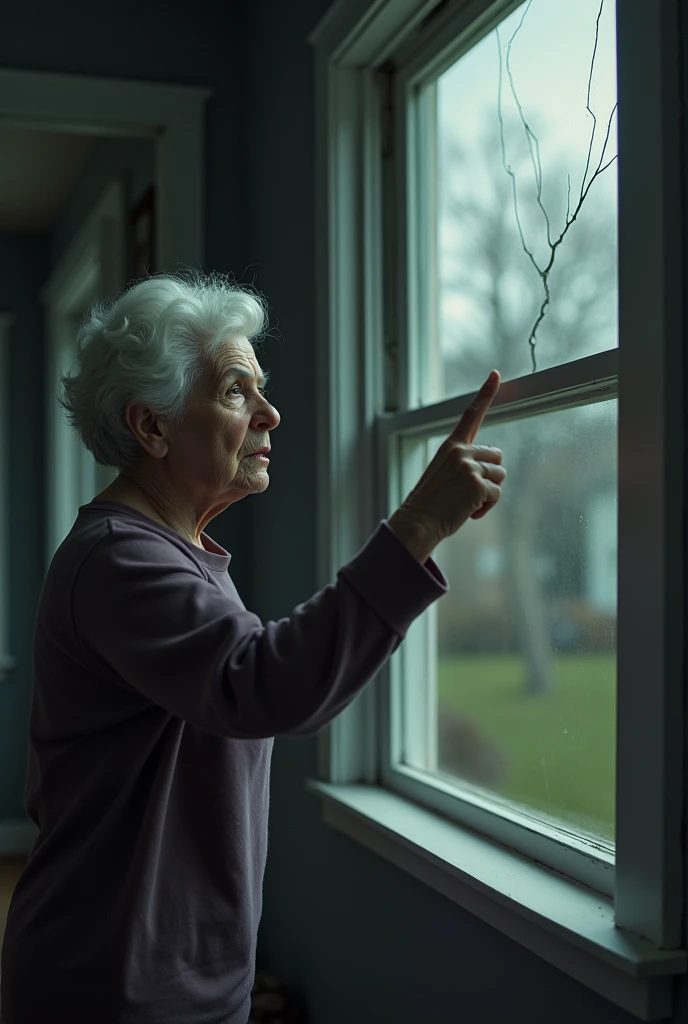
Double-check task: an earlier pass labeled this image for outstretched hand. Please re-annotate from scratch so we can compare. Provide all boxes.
[391,370,506,549]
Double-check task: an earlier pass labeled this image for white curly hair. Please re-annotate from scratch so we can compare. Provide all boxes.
[58,268,270,469]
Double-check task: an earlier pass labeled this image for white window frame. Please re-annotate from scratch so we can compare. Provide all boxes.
[307,0,686,1018]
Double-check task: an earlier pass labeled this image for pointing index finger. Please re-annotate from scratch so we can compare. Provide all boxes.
[450,370,501,445]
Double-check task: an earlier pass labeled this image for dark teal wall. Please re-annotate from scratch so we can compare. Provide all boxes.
[0,235,49,819]
[232,0,323,620]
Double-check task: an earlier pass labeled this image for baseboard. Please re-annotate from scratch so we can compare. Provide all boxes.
[0,819,38,857]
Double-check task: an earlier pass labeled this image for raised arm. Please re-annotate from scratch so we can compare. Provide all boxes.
[72,519,447,739]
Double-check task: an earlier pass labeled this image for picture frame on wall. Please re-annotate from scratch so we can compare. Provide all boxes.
[129,186,156,279]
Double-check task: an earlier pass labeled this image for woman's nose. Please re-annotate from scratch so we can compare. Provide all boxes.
[254,402,280,430]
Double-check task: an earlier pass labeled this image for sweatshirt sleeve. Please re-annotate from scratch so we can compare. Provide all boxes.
[71,519,448,739]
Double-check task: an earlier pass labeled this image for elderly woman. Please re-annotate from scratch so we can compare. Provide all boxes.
[0,270,505,1024]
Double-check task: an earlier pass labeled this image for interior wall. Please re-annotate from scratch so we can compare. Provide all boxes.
[0,235,49,821]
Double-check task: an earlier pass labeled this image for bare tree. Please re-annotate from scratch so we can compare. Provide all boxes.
[438,110,617,694]
[496,0,617,371]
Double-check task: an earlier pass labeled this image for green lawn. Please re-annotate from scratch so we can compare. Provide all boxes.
[437,654,616,843]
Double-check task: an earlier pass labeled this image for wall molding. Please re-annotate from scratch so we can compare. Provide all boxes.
[0,66,213,274]
[41,178,127,560]
[0,65,213,842]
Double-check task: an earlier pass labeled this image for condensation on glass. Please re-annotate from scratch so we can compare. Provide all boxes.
[401,401,617,845]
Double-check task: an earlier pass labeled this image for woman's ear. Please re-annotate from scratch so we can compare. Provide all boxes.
[124,401,169,460]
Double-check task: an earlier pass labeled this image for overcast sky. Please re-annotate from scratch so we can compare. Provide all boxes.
[435,0,618,375]
[439,0,617,180]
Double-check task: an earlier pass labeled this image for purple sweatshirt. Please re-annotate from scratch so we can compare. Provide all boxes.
[0,499,447,1024]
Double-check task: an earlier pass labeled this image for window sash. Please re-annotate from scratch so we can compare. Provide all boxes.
[379,348,618,440]
[375,367,618,897]
[388,0,683,945]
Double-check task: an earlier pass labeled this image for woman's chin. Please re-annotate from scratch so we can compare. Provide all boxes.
[234,468,270,492]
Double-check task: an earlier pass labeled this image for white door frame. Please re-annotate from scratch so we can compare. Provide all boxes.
[0,67,212,855]
[41,178,127,559]
[0,66,212,563]
[0,66,213,273]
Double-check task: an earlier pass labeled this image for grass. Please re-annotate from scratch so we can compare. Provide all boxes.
[437,654,616,843]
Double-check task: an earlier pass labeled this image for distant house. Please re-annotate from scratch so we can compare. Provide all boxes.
[436,486,617,654]
[584,489,617,614]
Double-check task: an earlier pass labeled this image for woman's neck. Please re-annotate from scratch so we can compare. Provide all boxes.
[96,475,205,549]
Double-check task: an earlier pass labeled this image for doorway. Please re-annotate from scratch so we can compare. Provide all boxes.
[0,67,212,857]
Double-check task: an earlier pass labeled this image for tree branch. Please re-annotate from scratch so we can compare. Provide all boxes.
[496,0,616,371]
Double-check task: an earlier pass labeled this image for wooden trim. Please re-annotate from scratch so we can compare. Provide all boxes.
[0,66,212,272]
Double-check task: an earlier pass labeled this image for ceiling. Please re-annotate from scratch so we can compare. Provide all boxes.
[0,125,96,232]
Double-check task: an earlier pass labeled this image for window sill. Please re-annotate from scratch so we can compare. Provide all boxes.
[306,779,686,1021]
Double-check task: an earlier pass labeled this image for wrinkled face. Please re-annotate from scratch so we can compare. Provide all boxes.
[165,334,280,504]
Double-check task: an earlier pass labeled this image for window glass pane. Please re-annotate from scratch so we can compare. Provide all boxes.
[421,0,618,403]
[419,400,617,844]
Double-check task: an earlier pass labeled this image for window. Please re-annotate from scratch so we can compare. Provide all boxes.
[382,0,620,889]
[309,0,685,1016]
[400,402,618,844]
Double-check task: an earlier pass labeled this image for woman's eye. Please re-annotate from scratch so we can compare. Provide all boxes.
[227,384,270,398]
